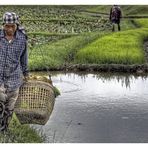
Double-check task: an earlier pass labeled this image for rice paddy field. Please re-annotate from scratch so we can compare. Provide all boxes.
[0,5,147,70]
[3,5,145,71]
[0,5,148,143]
[134,19,148,28]
[75,28,148,64]
[18,5,148,70]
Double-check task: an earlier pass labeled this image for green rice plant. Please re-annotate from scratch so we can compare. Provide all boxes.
[29,31,110,70]
[122,5,148,16]
[75,28,148,65]
[121,19,138,30]
[28,32,78,36]
[134,19,148,28]
[72,5,148,16]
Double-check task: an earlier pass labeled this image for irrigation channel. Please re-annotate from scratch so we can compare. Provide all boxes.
[31,71,148,143]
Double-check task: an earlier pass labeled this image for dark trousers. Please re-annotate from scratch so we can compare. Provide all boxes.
[0,85,19,132]
[112,23,121,32]
[111,19,121,32]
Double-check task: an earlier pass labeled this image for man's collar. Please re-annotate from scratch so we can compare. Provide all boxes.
[0,29,20,39]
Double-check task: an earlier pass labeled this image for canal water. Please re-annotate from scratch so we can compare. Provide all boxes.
[32,72,148,143]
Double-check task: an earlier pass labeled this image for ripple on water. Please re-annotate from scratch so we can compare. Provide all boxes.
[32,72,148,143]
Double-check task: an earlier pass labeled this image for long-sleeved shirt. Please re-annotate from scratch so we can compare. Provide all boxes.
[109,6,122,21]
[0,29,29,91]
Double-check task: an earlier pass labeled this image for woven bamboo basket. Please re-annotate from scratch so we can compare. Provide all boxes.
[14,80,55,125]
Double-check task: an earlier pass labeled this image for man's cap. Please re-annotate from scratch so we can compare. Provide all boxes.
[2,12,19,24]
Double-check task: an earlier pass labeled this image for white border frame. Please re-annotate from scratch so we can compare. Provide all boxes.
[0,0,147,5]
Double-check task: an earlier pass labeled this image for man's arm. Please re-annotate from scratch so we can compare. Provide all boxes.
[20,41,29,78]
[109,8,112,21]
[120,9,122,19]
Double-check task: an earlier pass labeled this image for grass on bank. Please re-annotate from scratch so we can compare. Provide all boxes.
[121,19,138,31]
[29,31,110,70]
[0,114,44,143]
[75,28,148,65]
[133,19,148,28]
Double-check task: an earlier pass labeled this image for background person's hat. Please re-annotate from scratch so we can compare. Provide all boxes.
[2,12,19,24]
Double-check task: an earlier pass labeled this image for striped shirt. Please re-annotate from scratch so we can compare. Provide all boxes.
[0,29,28,91]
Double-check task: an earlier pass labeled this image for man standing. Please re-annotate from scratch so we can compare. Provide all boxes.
[0,12,29,131]
[109,5,122,32]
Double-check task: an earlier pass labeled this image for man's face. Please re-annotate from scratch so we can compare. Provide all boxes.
[3,23,17,36]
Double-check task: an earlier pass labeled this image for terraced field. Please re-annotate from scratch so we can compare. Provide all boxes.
[0,5,148,71]
[1,5,148,143]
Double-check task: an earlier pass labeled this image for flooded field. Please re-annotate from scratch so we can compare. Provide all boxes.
[32,72,148,143]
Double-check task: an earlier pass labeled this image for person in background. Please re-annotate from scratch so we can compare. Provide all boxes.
[0,12,29,132]
[109,5,122,32]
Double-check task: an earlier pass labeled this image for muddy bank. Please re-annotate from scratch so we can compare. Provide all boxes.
[65,64,148,73]
[32,64,148,74]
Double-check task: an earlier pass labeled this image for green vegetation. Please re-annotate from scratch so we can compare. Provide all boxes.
[28,17,147,69]
[74,5,111,13]
[75,28,148,64]
[122,5,148,16]
[0,5,148,143]
[28,18,148,68]
[53,86,61,97]
[28,32,78,36]
[77,5,148,16]
[134,19,148,28]
[121,19,138,30]
[29,31,110,70]
[0,114,44,143]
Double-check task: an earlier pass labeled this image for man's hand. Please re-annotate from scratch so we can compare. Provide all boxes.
[23,74,30,82]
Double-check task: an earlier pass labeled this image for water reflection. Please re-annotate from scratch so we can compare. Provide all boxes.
[66,72,148,89]
[31,71,148,143]
[32,71,148,95]
[47,72,148,93]
[34,71,146,85]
